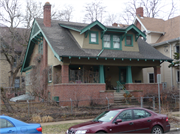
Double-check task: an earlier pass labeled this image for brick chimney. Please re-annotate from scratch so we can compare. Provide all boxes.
[43,2,51,27]
[136,7,143,30]
[136,7,143,17]
[112,23,118,27]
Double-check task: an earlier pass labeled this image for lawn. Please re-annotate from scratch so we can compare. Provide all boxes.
[42,122,82,134]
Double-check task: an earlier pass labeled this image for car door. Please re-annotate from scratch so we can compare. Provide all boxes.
[0,118,17,134]
[132,109,152,133]
[108,110,136,133]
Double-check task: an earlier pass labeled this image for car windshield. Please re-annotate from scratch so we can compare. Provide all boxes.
[93,111,119,122]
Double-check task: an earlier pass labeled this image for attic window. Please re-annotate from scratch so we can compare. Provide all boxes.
[125,34,133,47]
[89,31,98,44]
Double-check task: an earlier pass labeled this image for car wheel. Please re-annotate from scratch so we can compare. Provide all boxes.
[151,126,163,134]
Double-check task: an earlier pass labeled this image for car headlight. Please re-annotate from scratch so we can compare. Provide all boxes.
[75,130,87,134]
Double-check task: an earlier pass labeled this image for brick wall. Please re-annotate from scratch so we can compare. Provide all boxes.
[61,65,69,83]
[125,83,162,97]
[48,83,114,106]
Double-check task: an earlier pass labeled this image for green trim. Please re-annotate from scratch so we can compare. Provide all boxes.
[135,33,140,41]
[99,65,105,83]
[97,49,104,57]
[89,31,99,44]
[125,34,133,47]
[80,20,107,34]
[30,30,41,40]
[38,41,43,54]
[102,34,122,50]
[23,66,32,72]
[59,24,81,32]
[126,66,132,83]
[85,30,89,38]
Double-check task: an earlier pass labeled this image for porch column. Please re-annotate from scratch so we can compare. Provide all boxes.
[154,66,161,83]
[126,66,132,83]
[61,64,69,83]
[99,65,105,83]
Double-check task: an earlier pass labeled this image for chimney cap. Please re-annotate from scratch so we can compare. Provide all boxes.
[45,2,51,5]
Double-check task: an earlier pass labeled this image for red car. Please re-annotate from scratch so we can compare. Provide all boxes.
[66,107,170,134]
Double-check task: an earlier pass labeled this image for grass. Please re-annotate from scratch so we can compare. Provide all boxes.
[42,122,82,134]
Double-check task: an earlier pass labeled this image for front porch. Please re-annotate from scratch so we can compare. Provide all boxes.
[48,63,161,106]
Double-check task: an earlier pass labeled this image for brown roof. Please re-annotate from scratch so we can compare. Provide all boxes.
[137,15,180,43]
[137,16,165,32]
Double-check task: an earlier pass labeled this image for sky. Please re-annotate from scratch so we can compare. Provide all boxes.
[4,0,180,26]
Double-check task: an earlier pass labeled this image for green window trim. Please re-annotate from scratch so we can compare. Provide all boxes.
[102,34,122,50]
[125,34,133,47]
[48,66,52,83]
[89,31,99,44]
[38,41,43,54]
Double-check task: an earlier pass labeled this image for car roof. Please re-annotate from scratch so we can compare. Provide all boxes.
[0,115,28,126]
[109,107,151,111]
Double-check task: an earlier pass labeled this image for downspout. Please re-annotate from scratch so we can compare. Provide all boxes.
[167,41,173,88]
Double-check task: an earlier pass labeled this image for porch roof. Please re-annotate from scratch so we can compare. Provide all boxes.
[36,18,172,62]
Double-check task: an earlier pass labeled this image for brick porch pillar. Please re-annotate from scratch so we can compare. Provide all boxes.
[154,66,161,83]
[61,65,69,83]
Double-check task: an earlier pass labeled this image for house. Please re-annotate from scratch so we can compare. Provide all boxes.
[0,26,26,94]
[134,7,180,89]
[21,2,172,105]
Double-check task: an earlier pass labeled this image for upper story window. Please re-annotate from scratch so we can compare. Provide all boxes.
[89,31,98,44]
[38,42,43,54]
[103,34,121,50]
[125,34,133,47]
[176,45,179,53]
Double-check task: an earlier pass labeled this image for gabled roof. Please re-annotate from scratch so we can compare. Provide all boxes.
[135,15,180,45]
[21,18,172,72]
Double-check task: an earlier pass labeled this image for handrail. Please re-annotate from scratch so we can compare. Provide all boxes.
[116,81,130,95]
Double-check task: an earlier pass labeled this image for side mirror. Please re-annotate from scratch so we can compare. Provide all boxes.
[115,119,122,124]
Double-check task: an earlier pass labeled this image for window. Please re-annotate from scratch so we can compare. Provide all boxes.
[103,34,121,50]
[133,110,151,119]
[113,35,120,48]
[14,77,20,88]
[25,72,31,85]
[177,70,179,82]
[125,34,133,46]
[116,110,132,122]
[149,73,154,83]
[38,42,43,54]
[89,31,98,44]
[0,119,14,128]
[48,66,52,83]
[176,45,179,53]
[104,35,111,48]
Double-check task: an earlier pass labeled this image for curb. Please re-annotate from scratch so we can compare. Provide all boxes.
[170,128,180,132]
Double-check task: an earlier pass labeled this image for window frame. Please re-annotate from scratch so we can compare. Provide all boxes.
[132,109,151,120]
[38,41,43,54]
[103,34,122,50]
[148,73,154,83]
[113,110,133,123]
[48,66,52,83]
[175,45,179,53]
[177,70,179,83]
[125,34,133,47]
[89,31,99,44]
[0,118,14,128]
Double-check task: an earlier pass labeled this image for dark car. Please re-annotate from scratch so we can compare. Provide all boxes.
[66,107,170,134]
[0,115,42,134]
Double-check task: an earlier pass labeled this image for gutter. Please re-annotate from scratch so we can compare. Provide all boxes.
[152,37,180,47]
[147,30,165,35]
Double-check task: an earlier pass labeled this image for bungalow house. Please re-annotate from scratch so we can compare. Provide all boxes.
[21,2,172,104]
[134,7,180,89]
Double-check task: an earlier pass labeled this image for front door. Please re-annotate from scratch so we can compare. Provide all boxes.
[119,67,127,84]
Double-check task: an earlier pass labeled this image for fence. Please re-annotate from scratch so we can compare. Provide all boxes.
[1,96,179,122]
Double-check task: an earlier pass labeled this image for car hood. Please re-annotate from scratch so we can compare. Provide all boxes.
[69,121,106,130]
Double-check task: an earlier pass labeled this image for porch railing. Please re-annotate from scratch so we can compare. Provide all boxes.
[116,81,130,95]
